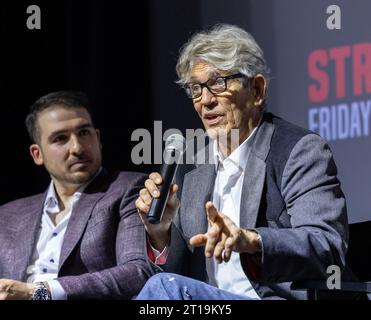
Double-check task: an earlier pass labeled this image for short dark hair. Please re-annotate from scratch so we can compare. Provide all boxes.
[25,91,94,143]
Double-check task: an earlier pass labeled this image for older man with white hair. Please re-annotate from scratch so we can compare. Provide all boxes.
[135,24,349,300]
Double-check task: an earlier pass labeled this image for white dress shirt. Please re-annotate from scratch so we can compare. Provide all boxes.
[212,126,261,299]
[26,182,85,300]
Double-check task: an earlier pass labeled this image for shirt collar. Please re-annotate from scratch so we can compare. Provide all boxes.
[43,167,102,213]
[44,182,60,213]
[212,122,260,173]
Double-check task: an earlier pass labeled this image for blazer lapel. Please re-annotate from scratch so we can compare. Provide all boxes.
[239,154,267,229]
[181,164,215,239]
[240,113,275,229]
[58,169,110,270]
[14,195,45,281]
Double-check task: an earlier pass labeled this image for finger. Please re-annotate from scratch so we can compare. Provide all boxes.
[139,188,153,207]
[149,172,163,185]
[189,233,208,247]
[135,198,150,216]
[223,236,234,262]
[210,214,236,263]
[205,201,218,224]
[145,178,161,198]
[220,213,239,232]
[167,184,180,210]
[221,216,246,255]
[204,203,224,258]
[220,214,244,247]
[220,214,241,246]
[204,222,223,258]
[213,238,227,264]
[169,183,178,195]
[0,293,8,300]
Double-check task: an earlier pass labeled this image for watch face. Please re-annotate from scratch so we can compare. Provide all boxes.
[33,286,51,300]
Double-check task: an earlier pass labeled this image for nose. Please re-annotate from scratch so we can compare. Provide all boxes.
[70,134,84,156]
[200,86,216,107]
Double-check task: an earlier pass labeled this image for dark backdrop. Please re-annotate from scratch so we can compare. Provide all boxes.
[148,0,371,224]
[1,1,370,225]
[1,0,152,201]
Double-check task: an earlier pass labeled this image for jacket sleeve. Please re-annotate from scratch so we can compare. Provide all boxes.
[57,174,153,299]
[245,134,348,283]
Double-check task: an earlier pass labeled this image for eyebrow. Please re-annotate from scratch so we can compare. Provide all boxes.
[48,123,94,142]
[189,71,222,83]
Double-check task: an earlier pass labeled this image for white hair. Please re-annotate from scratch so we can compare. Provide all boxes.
[176,24,270,92]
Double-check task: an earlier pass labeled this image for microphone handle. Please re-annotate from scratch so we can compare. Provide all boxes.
[147,151,178,224]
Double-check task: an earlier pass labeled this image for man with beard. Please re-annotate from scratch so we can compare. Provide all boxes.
[0,91,152,300]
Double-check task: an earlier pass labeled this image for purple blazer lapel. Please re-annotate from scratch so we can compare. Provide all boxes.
[58,170,110,270]
[14,194,44,281]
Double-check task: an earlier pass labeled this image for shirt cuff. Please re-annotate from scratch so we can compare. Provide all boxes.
[47,280,67,300]
[147,240,169,265]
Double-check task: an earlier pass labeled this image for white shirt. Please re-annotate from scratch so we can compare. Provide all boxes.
[26,182,85,300]
[212,126,261,299]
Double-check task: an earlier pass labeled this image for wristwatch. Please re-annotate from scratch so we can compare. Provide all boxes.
[32,282,51,300]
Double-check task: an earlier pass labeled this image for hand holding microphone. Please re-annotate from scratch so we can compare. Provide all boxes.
[135,134,185,250]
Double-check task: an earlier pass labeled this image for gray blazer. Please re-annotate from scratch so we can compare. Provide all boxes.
[0,169,153,299]
[163,113,349,299]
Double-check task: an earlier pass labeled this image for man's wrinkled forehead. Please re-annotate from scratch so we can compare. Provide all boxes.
[188,61,222,83]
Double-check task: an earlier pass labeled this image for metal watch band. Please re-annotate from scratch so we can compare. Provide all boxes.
[32,282,51,300]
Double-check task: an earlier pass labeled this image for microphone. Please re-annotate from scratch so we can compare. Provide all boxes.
[147,134,186,224]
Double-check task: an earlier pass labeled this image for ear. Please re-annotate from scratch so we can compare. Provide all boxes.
[29,144,44,166]
[252,74,267,107]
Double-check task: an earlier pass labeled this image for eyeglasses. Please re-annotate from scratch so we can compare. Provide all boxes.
[184,73,246,99]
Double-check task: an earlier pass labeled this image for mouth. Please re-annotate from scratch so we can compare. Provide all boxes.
[69,160,90,168]
[203,114,223,126]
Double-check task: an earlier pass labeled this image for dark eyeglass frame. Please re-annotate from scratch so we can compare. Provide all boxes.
[184,73,246,99]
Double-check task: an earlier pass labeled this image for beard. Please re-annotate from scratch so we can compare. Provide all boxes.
[45,161,101,187]
[51,170,97,186]
[66,170,97,184]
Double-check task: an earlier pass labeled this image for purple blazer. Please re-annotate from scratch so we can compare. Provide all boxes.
[0,169,153,299]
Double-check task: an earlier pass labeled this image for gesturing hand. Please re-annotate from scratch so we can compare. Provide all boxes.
[190,202,262,263]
